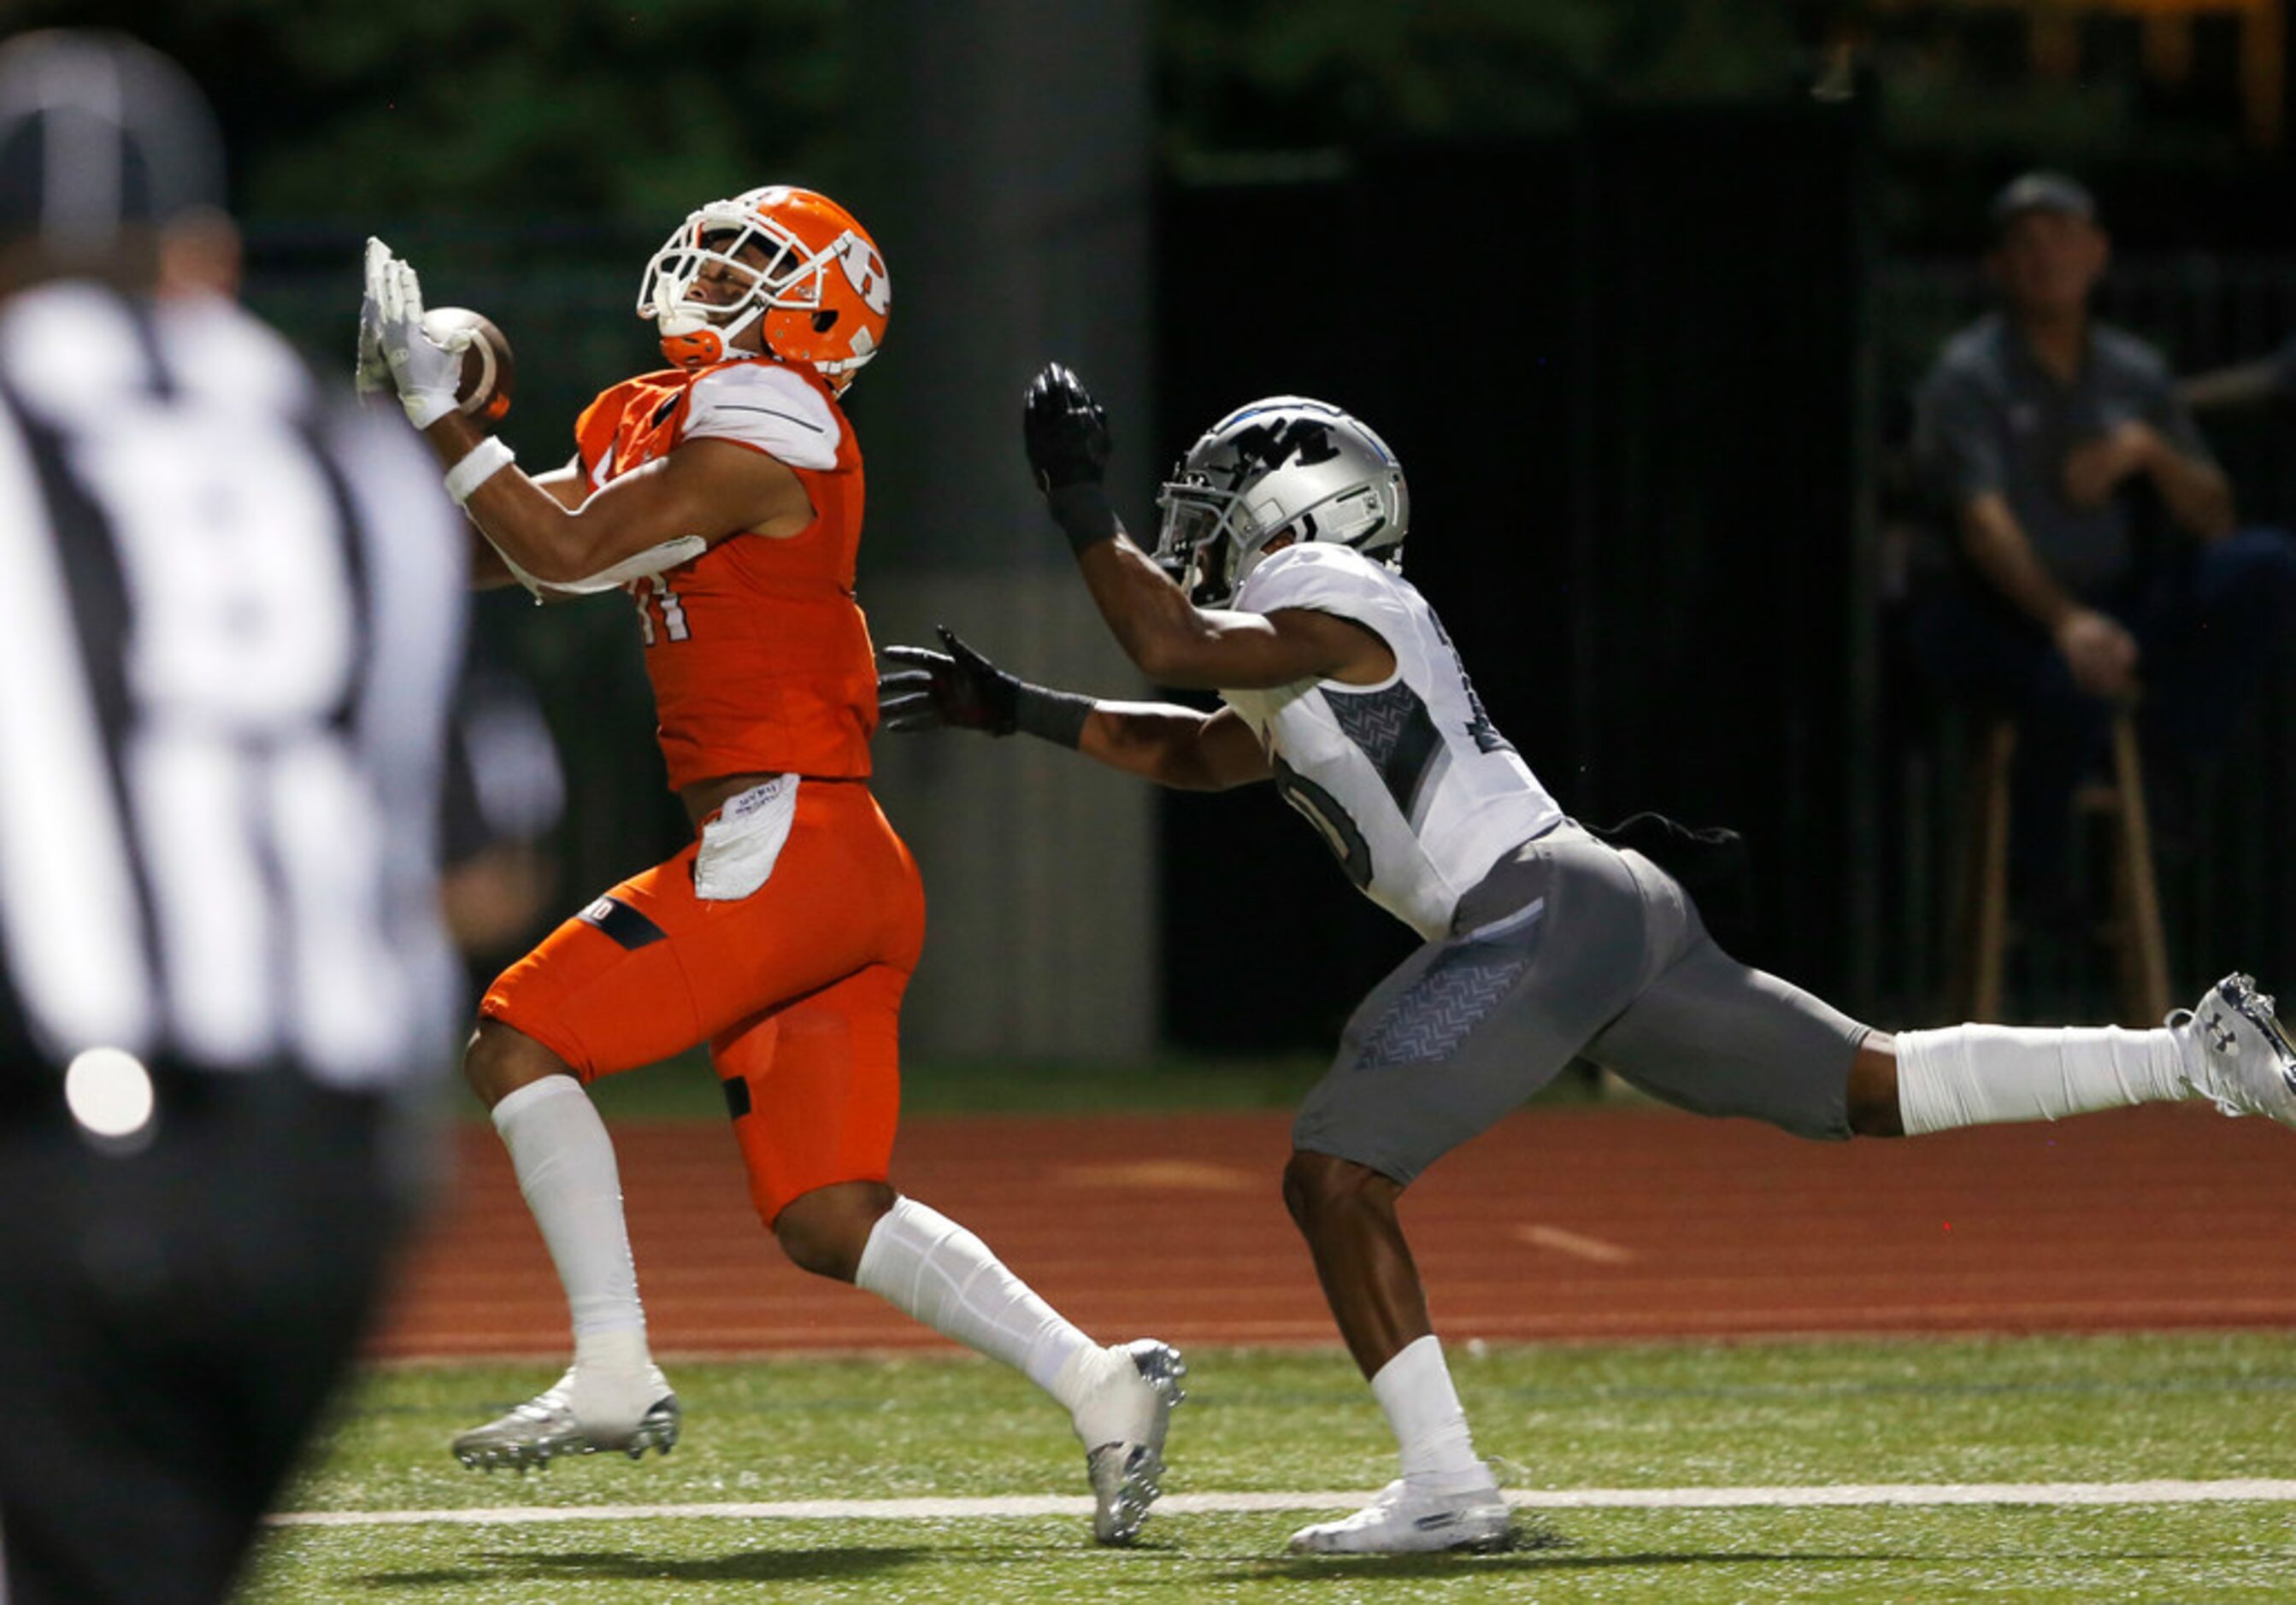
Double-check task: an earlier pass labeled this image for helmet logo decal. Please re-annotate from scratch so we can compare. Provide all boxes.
[837,236,891,316]
[1226,417,1341,482]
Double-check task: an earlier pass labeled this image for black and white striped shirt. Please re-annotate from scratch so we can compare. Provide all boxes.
[0,279,465,1091]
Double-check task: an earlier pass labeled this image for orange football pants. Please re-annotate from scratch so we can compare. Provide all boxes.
[481,778,924,1225]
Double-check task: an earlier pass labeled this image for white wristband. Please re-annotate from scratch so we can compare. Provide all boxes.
[444,437,515,505]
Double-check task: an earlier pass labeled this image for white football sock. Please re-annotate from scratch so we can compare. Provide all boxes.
[1894,1023,2190,1137]
[856,1196,1096,1402]
[492,1075,649,1348]
[1370,1335,1490,1490]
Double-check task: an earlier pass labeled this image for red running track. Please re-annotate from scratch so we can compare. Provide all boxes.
[371,1103,2296,1360]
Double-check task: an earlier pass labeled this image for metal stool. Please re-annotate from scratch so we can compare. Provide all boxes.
[1947,708,2170,1025]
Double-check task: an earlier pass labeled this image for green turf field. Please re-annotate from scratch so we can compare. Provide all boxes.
[244,1332,2296,1602]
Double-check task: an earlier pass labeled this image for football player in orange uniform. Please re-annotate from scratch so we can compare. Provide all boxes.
[361,187,1181,1543]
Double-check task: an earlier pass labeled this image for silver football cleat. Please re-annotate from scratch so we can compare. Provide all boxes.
[1079,1339,1187,1544]
[2169,972,2296,1129]
[1287,1477,1516,1555]
[451,1370,681,1473]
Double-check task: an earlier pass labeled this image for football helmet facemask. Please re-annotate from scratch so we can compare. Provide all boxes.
[1153,397,1409,608]
[636,185,890,389]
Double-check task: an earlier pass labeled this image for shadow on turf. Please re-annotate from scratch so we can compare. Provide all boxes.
[362,1544,923,1588]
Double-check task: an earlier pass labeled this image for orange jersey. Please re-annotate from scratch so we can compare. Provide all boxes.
[574,356,877,789]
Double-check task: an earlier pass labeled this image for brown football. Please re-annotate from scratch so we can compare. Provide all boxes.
[421,305,515,422]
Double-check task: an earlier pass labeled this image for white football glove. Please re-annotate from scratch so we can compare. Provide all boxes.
[363,237,467,429]
[354,241,391,398]
[353,315,390,398]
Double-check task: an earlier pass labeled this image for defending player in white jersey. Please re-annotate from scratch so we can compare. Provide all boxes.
[879,364,2296,1557]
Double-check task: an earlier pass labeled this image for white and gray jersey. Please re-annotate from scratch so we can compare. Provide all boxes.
[0,281,467,1091]
[1222,544,1562,940]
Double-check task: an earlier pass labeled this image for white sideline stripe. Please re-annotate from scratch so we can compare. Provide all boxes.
[268,1479,2296,1528]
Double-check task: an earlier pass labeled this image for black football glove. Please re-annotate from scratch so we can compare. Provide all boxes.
[1022,362,1112,494]
[1024,362,1123,556]
[878,627,1098,748]
[879,627,1021,736]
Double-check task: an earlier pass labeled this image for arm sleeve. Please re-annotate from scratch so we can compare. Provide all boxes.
[1911,362,2004,509]
[681,363,843,470]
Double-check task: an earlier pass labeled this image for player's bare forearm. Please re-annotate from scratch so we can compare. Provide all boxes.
[424,414,809,585]
[1081,703,1270,791]
[1958,494,2077,630]
[1072,531,1227,684]
[465,463,597,594]
[467,526,523,591]
[420,412,598,582]
[1072,533,1387,691]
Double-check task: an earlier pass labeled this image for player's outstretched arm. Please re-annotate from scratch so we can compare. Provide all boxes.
[367,238,808,588]
[450,432,809,586]
[1023,363,1388,691]
[1086,703,1268,791]
[878,629,1268,791]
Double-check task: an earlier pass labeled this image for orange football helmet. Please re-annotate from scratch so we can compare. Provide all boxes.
[636,185,890,389]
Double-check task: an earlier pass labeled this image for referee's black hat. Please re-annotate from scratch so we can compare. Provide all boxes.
[0,31,223,254]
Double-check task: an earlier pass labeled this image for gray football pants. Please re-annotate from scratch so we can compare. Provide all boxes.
[1292,823,1869,1185]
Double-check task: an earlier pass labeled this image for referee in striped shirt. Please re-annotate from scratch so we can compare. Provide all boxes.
[0,32,466,1603]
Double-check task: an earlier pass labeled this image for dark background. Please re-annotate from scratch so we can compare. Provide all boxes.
[1158,108,1877,1045]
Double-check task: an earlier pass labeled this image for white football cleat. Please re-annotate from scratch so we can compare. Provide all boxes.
[1069,1339,1187,1543]
[2169,973,2296,1129]
[1287,1478,1515,1555]
[451,1366,680,1473]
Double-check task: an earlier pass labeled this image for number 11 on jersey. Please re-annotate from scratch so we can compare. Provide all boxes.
[630,575,691,644]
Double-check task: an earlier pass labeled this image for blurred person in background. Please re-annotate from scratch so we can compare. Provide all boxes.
[361,186,1184,1543]
[1909,172,2296,926]
[883,365,2296,1556]
[438,628,568,969]
[0,30,466,1604]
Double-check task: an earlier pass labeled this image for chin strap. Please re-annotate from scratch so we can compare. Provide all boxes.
[656,296,769,371]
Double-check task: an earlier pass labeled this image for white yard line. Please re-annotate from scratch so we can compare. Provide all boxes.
[268,1479,2296,1528]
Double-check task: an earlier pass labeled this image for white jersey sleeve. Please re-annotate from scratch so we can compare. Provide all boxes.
[680,362,842,470]
[1233,541,1416,646]
[1225,544,1563,941]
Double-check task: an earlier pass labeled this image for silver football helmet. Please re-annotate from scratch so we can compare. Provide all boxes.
[1152,397,1409,608]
